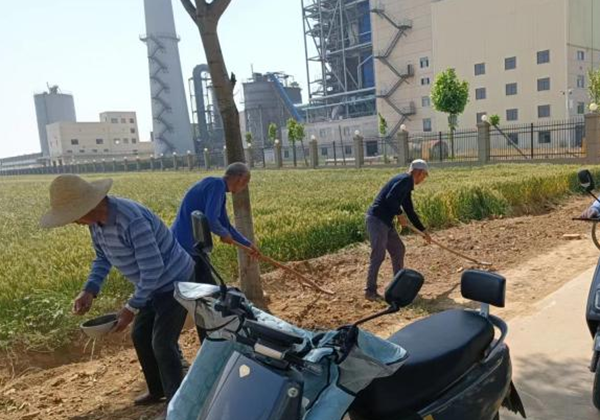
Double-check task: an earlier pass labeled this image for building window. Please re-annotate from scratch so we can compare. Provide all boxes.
[344,145,352,155]
[96,138,104,145]
[508,133,519,145]
[111,118,118,124]
[92,149,98,153]
[577,75,586,88]
[71,139,79,145]
[123,138,129,144]
[420,57,429,68]
[121,118,126,123]
[114,139,121,145]
[476,112,487,124]
[67,150,73,154]
[129,118,135,123]
[422,96,431,107]
[475,88,486,100]
[319,129,327,137]
[538,105,551,118]
[578,102,586,114]
[421,77,431,86]
[321,147,328,156]
[474,63,486,76]
[104,149,109,153]
[505,83,518,96]
[423,118,432,132]
[505,56,517,70]
[130,128,136,134]
[538,131,551,144]
[537,77,551,91]
[537,50,550,64]
[284,150,289,158]
[132,138,137,144]
[79,149,85,153]
[506,109,519,121]
[343,127,351,136]
[366,141,378,157]
[577,50,585,61]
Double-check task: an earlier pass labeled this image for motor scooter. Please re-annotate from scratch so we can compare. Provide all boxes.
[167,211,526,420]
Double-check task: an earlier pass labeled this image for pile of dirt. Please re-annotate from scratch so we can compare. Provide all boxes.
[1,195,598,420]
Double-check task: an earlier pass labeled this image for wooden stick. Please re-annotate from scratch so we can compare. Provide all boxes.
[404,225,493,266]
[232,241,334,295]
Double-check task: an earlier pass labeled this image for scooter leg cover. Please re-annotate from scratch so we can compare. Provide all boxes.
[166,340,236,420]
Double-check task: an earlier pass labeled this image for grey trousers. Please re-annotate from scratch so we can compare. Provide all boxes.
[366,215,405,293]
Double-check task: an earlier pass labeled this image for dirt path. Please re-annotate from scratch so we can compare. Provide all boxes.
[0,196,598,420]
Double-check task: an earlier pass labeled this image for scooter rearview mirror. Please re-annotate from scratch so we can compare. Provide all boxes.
[578,169,595,193]
[192,211,213,254]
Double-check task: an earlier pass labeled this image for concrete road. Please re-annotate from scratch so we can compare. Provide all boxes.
[502,267,600,420]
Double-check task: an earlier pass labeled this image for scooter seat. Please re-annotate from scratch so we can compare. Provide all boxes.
[350,309,494,419]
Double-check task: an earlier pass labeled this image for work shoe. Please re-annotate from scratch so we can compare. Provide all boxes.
[134,392,165,406]
[365,291,385,302]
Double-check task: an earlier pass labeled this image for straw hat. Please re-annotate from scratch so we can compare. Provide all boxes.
[40,174,113,229]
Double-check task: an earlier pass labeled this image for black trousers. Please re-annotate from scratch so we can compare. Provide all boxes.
[131,290,187,401]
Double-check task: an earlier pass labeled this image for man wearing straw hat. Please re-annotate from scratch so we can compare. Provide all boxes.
[40,174,194,406]
[365,159,432,301]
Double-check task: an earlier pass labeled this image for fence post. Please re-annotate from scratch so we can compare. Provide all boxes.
[261,147,266,168]
[136,156,141,172]
[204,148,211,170]
[530,123,535,160]
[245,144,254,168]
[150,156,155,171]
[585,113,600,163]
[123,157,129,172]
[477,121,491,163]
[309,136,318,169]
[397,127,409,167]
[353,131,364,168]
[274,140,283,168]
[333,141,337,166]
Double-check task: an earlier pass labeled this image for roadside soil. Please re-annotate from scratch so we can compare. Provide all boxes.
[1,195,598,420]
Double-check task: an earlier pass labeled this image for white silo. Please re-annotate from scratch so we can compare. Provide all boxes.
[34,85,76,157]
[142,0,194,155]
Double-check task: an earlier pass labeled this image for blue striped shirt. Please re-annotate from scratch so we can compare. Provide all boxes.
[84,197,194,308]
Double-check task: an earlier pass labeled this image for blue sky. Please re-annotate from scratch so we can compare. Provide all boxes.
[0,0,307,158]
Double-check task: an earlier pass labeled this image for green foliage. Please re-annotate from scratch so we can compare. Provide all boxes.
[431,68,470,130]
[378,113,388,137]
[267,123,278,146]
[245,132,253,145]
[489,114,501,126]
[1,165,598,350]
[589,68,600,107]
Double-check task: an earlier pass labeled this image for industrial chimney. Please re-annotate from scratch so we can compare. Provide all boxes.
[141,0,193,155]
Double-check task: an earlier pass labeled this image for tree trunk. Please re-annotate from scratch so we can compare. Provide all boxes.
[292,143,297,167]
[195,17,264,305]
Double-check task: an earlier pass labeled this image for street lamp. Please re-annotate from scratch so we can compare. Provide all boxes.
[591,103,599,112]
[481,114,488,123]
[400,124,407,132]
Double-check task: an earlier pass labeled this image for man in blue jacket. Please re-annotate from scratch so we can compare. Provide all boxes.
[365,159,431,301]
[172,162,259,286]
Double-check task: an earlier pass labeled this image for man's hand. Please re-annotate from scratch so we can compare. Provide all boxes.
[220,235,235,245]
[248,243,261,260]
[114,307,136,333]
[422,232,432,245]
[73,291,94,315]
[397,215,409,228]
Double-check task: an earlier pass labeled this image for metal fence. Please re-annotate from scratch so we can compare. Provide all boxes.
[408,129,479,163]
[489,117,585,161]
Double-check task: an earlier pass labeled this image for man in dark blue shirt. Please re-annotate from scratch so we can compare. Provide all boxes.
[172,162,259,285]
[365,159,431,301]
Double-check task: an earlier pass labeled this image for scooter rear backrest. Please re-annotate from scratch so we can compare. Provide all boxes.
[461,270,506,308]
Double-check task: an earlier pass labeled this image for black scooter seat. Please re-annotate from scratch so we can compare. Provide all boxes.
[350,309,494,419]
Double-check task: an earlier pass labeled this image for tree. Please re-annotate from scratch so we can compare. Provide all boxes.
[431,68,470,159]
[180,0,263,304]
[286,119,308,167]
[245,132,253,146]
[378,113,389,163]
[589,68,600,108]
[267,123,277,147]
